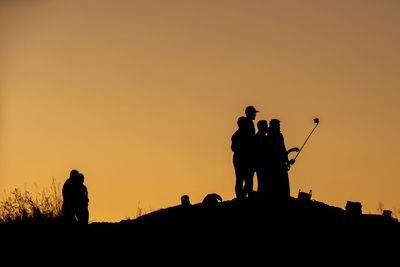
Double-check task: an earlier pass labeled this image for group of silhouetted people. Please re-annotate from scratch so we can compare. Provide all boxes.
[231,106,299,200]
[62,169,89,224]
[61,105,298,223]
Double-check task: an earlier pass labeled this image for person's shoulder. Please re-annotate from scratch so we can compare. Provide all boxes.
[266,133,282,140]
[63,178,71,186]
[232,130,240,139]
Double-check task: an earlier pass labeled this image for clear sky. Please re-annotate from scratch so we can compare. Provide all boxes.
[1,0,400,222]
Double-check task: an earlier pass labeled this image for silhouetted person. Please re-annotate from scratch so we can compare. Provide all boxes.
[231,116,253,199]
[244,106,259,136]
[62,169,89,224]
[76,173,89,225]
[62,170,79,223]
[254,120,269,193]
[243,106,259,195]
[181,195,191,207]
[267,119,298,199]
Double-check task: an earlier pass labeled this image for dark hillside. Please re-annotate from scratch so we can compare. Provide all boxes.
[2,192,399,258]
[90,192,399,247]
[118,193,398,229]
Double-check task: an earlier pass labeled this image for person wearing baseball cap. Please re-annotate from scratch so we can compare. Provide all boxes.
[230,106,259,198]
[244,106,259,136]
[243,106,259,196]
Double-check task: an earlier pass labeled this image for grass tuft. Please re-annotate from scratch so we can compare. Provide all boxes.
[0,178,63,224]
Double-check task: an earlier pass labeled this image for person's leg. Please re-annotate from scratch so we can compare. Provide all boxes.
[268,168,280,200]
[62,204,75,224]
[273,170,290,201]
[256,168,265,193]
[244,169,254,197]
[282,171,290,198]
[77,207,89,225]
[234,161,245,199]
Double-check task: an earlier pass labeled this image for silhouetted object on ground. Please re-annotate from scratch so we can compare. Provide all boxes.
[254,120,269,193]
[382,210,392,218]
[346,201,362,215]
[231,116,253,199]
[181,195,191,207]
[62,169,89,224]
[266,119,298,199]
[293,117,320,162]
[202,193,222,208]
[298,190,312,201]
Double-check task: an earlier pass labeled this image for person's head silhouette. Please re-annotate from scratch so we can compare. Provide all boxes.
[257,120,268,135]
[78,173,84,185]
[269,119,280,133]
[237,116,248,131]
[245,106,259,121]
[181,195,191,207]
[70,169,79,180]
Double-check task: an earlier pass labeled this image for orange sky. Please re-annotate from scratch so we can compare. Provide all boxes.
[1,0,400,222]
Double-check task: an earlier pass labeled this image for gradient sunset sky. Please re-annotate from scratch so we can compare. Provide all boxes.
[1,0,400,222]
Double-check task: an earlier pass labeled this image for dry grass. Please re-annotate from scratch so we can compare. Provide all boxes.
[0,178,63,224]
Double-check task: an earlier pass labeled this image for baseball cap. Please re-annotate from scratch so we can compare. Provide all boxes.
[245,106,259,114]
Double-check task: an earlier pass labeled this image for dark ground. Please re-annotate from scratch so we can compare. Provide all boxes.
[2,194,399,261]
